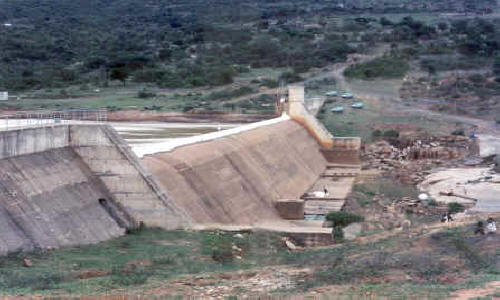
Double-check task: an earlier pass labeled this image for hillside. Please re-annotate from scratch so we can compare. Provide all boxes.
[0,0,497,92]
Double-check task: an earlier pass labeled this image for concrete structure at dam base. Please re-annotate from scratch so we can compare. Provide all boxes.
[0,85,361,254]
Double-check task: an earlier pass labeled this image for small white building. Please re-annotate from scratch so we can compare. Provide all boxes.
[0,92,8,101]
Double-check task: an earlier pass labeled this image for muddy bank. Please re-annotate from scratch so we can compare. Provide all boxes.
[419,168,500,213]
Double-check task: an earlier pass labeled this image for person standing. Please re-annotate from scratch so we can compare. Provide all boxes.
[486,218,497,234]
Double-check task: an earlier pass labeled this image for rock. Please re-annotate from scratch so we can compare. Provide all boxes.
[285,240,297,250]
[343,223,362,240]
[22,258,32,267]
[233,233,244,239]
[232,245,242,252]
[402,219,412,230]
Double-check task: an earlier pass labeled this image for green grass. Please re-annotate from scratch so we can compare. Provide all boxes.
[318,95,458,141]
[236,67,289,81]
[344,55,410,80]
[0,93,182,111]
[0,226,497,297]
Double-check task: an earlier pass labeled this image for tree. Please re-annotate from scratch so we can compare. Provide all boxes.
[109,68,128,86]
[380,17,393,26]
[493,57,500,77]
[437,22,448,31]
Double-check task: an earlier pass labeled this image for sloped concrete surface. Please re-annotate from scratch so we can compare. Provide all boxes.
[0,148,124,254]
[143,120,327,225]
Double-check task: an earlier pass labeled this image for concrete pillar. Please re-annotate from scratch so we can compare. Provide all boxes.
[287,85,305,117]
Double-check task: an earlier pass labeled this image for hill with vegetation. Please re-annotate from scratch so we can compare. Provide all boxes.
[0,0,497,92]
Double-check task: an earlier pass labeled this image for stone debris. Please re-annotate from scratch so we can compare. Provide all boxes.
[22,258,32,267]
[285,240,298,251]
[233,233,244,239]
[362,135,477,184]
[232,245,242,252]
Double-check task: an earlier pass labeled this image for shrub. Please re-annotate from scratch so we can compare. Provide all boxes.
[278,71,302,84]
[137,89,156,98]
[260,78,279,88]
[383,129,400,138]
[452,129,465,136]
[326,212,364,228]
[447,202,465,214]
[427,199,438,206]
[468,73,485,83]
[372,129,382,138]
[203,232,234,263]
[332,226,344,243]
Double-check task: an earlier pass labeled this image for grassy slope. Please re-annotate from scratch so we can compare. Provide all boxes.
[0,226,498,297]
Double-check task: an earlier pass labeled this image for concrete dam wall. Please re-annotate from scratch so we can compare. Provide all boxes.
[0,147,124,253]
[0,125,185,255]
[142,120,327,225]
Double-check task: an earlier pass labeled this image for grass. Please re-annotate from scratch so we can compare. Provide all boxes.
[0,225,496,297]
[0,93,183,111]
[317,94,458,141]
[0,84,275,114]
[344,55,410,80]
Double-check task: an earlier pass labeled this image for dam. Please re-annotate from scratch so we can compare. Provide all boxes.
[0,85,360,254]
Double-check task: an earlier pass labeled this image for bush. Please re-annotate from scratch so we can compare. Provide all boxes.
[206,86,254,101]
[452,129,465,136]
[447,202,465,214]
[203,232,234,263]
[372,129,382,138]
[326,212,364,228]
[260,78,279,88]
[428,199,438,206]
[332,226,344,243]
[278,71,303,84]
[137,89,156,98]
[383,129,400,138]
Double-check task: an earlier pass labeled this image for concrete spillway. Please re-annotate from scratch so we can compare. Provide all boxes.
[143,120,327,225]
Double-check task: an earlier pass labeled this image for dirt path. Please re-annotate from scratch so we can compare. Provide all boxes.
[353,212,500,246]
[449,281,500,299]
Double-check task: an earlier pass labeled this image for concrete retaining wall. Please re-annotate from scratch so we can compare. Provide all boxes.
[0,126,69,159]
[287,85,361,163]
[288,85,335,149]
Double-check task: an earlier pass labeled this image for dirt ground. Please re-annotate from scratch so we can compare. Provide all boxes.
[449,281,500,299]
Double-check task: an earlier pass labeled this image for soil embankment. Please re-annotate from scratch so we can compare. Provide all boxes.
[143,120,327,225]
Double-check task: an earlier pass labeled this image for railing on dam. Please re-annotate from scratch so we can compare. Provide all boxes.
[0,108,108,130]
